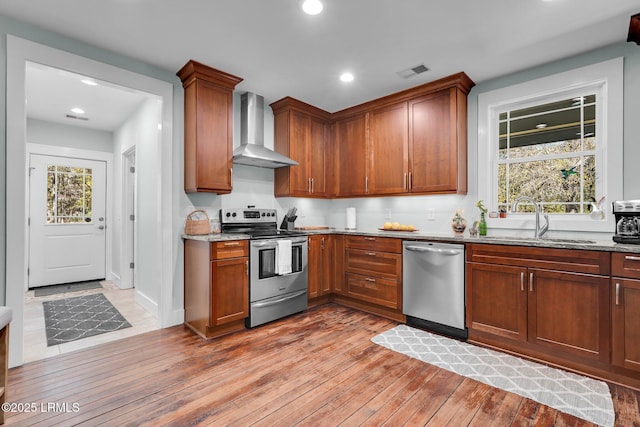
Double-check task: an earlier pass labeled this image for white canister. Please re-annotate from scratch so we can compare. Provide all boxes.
[346,207,357,230]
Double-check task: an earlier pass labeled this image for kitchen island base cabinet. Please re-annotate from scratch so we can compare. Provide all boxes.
[184,239,248,339]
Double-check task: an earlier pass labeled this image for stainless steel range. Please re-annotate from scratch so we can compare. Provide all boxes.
[220,207,308,327]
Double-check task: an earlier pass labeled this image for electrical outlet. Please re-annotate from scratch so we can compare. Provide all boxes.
[426,208,435,220]
[384,209,392,220]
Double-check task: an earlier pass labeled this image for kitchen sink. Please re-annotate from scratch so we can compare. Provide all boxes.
[479,236,597,245]
[540,238,597,244]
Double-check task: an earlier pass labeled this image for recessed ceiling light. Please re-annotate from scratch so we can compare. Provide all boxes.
[535,123,547,129]
[81,79,98,86]
[71,107,85,114]
[340,72,354,83]
[302,0,323,15]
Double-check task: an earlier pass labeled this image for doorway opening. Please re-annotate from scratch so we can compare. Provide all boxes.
[7,36,175,366]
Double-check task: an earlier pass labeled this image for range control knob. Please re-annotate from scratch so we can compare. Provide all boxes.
[225,212,231,217]
[232,212,237,217]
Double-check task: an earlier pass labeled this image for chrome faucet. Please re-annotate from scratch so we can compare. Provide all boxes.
[511,196,549,239]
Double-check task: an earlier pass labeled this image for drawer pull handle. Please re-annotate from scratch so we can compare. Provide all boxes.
[224,242,240,247]
[520,272,524,291]
[364,237,376,241]
[624,255,640,261]
[529,272,534,292]
[616,282,621,306]
[365,252,377,256]
[365,278,376,283]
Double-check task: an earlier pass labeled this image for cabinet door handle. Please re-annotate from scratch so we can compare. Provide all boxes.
[520,272,524,291]
[529,272,534,292]
[321,237,325,249]
[311,178,314,193]
[245,260,248,276]
[404,173,407,190]
[365,176,369,193]
[365,252,377,256]
[616,282,621,306]
[308,178,311,193]
[408,172,412,190]
[625,255,640,261]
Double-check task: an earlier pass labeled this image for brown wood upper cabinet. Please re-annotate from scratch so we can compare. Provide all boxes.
[271,97,332,197]
[368,102,408,194]
[177,60,243,194]
[334,72,474,197]
[335,113,368,197]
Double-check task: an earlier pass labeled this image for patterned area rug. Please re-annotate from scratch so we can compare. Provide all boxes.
[43,293,131,346]
[372,325,614,427]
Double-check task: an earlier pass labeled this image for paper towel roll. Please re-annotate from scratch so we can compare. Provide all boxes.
[346,207,357,230]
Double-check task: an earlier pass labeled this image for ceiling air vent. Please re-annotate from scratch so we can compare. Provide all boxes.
[396,63,429,79]
[65,114,89,121]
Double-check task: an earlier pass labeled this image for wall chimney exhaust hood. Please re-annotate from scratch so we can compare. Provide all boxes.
[232,92,298,168]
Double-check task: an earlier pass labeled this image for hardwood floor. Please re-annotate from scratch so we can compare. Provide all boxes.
[6,304,640,426]
[23,281,158,363]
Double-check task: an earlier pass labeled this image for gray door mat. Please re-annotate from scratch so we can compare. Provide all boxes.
[34,280,103,297]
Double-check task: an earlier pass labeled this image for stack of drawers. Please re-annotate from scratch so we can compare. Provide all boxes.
[345,236,402,310]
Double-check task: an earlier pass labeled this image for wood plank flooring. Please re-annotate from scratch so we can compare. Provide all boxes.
[6,304,640,426]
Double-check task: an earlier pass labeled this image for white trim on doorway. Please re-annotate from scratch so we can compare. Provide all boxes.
[6,35,176,367]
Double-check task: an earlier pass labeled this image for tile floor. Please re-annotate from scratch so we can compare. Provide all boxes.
[23,281,158,363]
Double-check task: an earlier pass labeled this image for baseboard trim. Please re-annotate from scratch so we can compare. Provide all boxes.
[134,290,158,318]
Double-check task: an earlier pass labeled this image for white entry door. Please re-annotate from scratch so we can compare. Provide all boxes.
[28,154,107,288]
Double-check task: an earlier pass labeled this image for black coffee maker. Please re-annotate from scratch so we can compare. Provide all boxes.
[613,200,640,244]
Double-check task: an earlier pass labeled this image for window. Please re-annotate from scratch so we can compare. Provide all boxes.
[477,58,623,233]
[47,164,93,224]
[497,94,598,214]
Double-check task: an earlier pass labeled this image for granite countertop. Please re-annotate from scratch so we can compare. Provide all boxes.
[181,233,250,242]
[182,228,640,253]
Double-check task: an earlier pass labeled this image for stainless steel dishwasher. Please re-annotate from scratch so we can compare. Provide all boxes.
[402,241,467,339]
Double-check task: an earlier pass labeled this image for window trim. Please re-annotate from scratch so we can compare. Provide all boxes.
[477,58,623,233]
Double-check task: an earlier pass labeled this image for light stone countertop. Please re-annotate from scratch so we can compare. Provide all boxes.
[182,228,640,254]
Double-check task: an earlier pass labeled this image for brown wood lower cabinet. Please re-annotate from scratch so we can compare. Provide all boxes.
[337,236,403,321]
[184,239,248,339]
[612,253,640,373]
[308,235,333,303]
[466,244,615,382]
[467,262,610,363]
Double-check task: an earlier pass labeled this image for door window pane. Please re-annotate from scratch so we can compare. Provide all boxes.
[46,165,93,224]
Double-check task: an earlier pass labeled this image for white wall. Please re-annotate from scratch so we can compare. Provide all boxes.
[27,118,113,152]
[113,97,163,315]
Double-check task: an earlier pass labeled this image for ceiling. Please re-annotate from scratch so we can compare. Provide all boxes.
[2,0,639,131]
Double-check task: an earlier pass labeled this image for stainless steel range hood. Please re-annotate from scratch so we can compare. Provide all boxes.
[232,92,298,168]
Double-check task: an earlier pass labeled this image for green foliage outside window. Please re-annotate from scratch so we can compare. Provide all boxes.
[46,165,93,224]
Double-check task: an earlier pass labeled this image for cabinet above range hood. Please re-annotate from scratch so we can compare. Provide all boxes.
[233,92,298,169]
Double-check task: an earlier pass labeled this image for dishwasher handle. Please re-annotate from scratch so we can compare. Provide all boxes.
[404,245,462,256]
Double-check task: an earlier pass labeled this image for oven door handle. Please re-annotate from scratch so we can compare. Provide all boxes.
[252,290,307,308]
[251,238,307,247]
